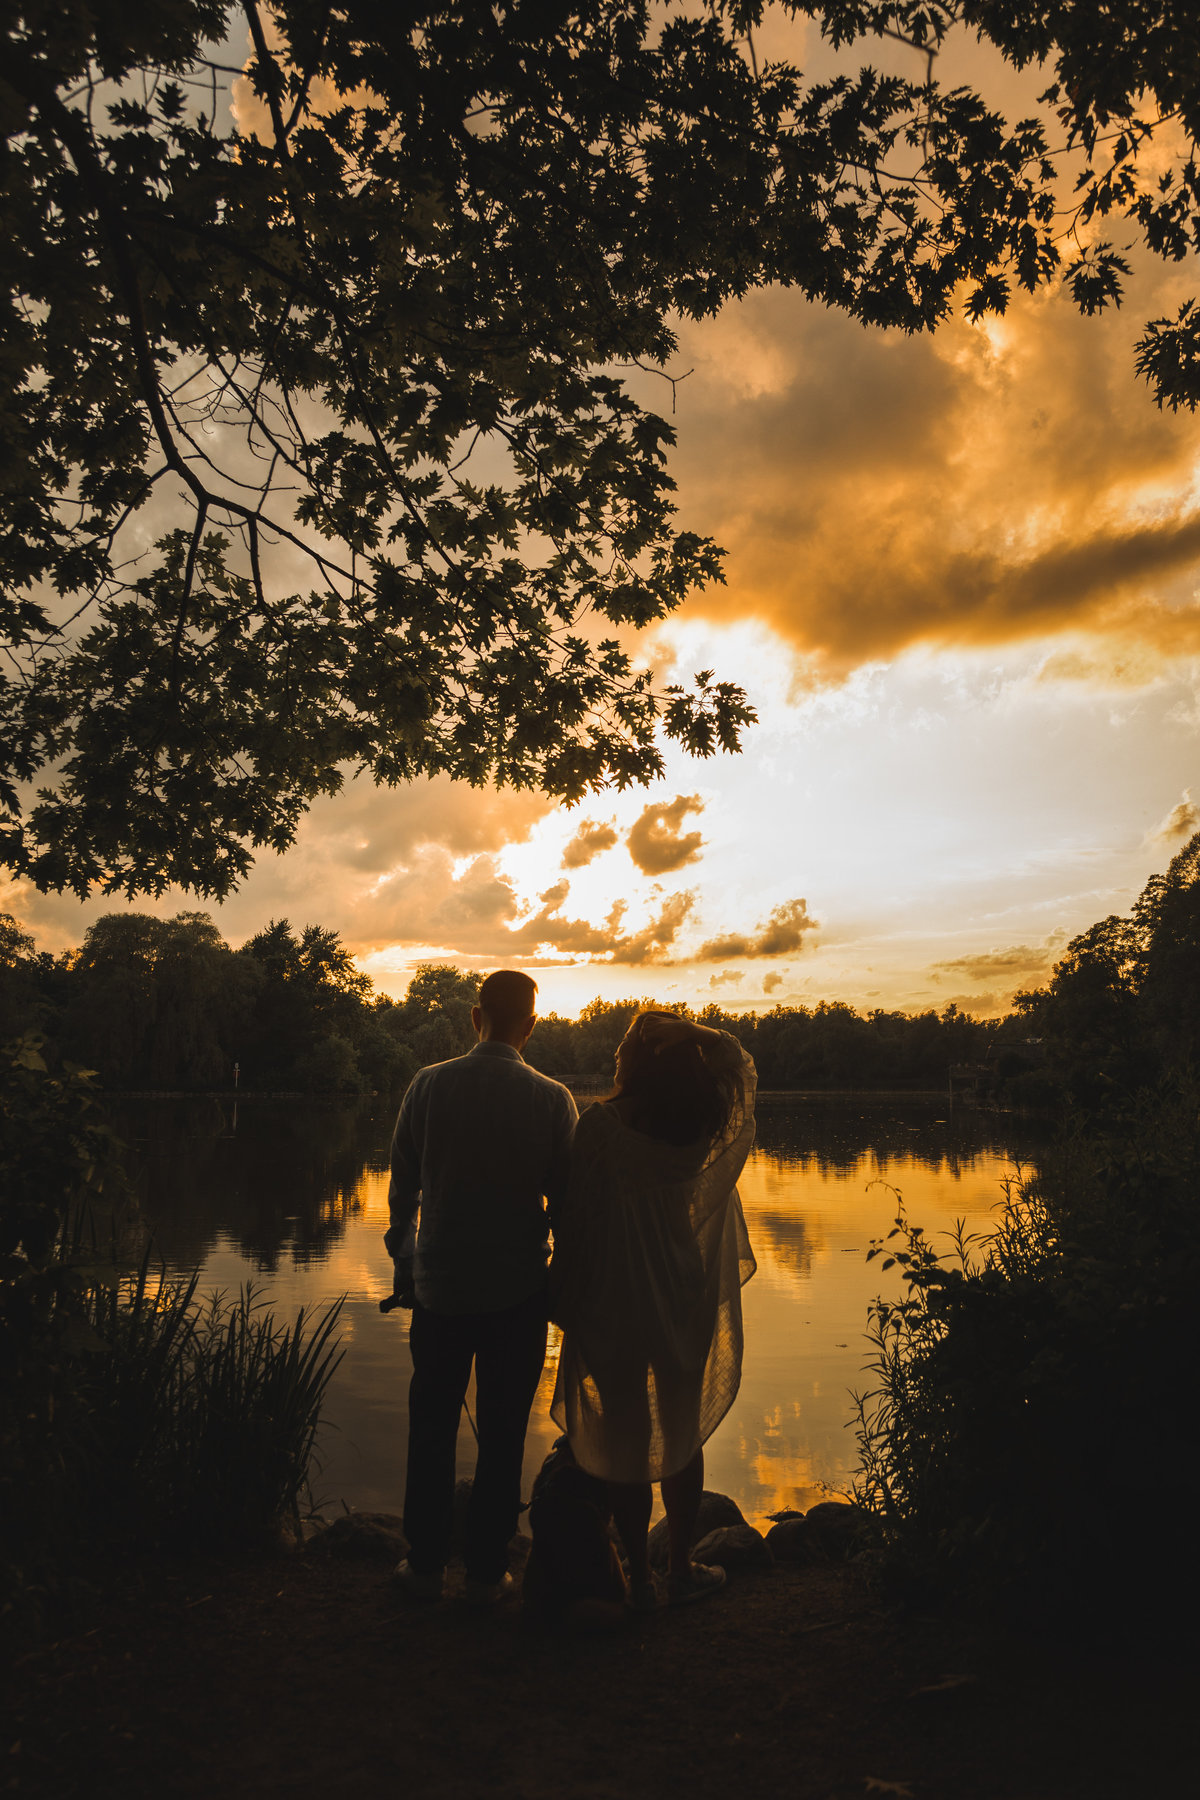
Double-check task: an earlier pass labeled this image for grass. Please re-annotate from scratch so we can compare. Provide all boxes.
[7,1253,345,1643]
[78,1257,346,1549]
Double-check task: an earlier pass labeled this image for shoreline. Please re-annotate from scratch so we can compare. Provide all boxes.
[105,1085,958,1102]
[8,1540,1190,1799]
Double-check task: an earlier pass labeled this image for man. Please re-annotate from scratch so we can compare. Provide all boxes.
[385,969,577,1603]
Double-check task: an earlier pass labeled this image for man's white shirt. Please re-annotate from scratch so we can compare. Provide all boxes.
[387,1041,578,1315]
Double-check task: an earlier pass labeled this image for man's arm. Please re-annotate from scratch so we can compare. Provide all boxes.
[544,1086,579,1229]
[383,1080,423,1303]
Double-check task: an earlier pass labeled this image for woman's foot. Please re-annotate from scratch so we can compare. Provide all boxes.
[666,1562,726,1606]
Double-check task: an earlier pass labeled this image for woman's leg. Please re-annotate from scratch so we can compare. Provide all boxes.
[608,1480,654,1584]
[661,1448,704,1576]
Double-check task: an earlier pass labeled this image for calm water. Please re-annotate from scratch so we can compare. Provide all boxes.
[117,1093,1042,1529]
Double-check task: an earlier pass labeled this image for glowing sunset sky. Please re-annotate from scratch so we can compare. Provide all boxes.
[5,16,1199,1018]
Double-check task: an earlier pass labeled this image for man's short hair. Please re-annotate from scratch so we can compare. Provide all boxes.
[478,969,538,1032]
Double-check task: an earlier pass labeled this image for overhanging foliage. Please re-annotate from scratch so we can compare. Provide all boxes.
[3,3,1198,896]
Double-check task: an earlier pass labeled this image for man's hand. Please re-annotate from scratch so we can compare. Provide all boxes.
[382,1224,416,1311]
[379,1289,415,1314]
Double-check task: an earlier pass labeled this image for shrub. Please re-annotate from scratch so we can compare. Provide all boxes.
[853,1082,1200,1621]
[1,1037,345,1640]
[79,1265,344,1552]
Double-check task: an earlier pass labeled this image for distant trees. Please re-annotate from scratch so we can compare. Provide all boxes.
[0,912,411,1095]
[0,913,1001,1094]
[66,912,257,1090]
[527,993,992,1088]
[236,918,409,1094]
[390,965,479,1070]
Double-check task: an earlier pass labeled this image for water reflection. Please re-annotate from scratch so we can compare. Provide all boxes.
[112,1098,385,1272]
[118,1093,1042,1528]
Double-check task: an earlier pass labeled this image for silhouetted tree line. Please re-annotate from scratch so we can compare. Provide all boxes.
[0,908,1008,1096]
[526,995,997,1091]
[0,913,440,1096]
[1012,829,1200,1112]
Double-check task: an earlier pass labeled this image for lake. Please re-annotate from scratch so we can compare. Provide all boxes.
[118,1092,1043,1529]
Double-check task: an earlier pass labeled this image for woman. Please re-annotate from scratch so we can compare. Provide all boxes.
[550,1010,756,1607]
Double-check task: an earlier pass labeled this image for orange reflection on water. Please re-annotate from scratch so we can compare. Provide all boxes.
[135,1097,1036,1531]
[700,1130,1028,1523]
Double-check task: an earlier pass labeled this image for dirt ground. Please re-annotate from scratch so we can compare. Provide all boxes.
[6,1537,1193,1800]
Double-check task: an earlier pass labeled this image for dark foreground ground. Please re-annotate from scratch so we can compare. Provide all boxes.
[6,1541,1191,1800]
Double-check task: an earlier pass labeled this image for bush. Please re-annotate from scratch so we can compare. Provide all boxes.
[853,1083,1200,1622]
[1,1038,345,1641]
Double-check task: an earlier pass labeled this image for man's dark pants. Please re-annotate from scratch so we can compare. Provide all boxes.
[403,1287,548,1583]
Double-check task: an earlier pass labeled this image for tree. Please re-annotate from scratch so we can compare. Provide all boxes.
[3,3,1199,899]
[1133,829,1200,1067]
[395,962,479,1065]
[63,909,256,1086]
[0,912,48,1041]
[1013,830,1200,1101]
[237,915,409,1088]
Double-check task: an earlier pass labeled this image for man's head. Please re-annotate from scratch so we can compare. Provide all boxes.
[473,969,538,1049]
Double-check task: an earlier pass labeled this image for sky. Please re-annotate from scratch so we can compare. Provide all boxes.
[5,12,1199,1020]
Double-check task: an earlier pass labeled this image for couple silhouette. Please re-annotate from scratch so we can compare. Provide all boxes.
[384,969,756,1613]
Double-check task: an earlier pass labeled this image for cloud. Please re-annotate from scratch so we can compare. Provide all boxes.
[698,898,818,961]
[762,971,785,994]
[502,889,695,965]
[1150,789,1199,845]
[5,775,555,955]
[561,819,619,869]
[709,970,746,988]
[391,871,699,967]
[627,795,705,875]
[938,990,1014,1018]
[672,265,1200,680]
[600,892,696,965]
[928,938,1064,998]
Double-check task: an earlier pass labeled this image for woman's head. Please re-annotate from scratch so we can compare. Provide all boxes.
[609,1010,736,1147]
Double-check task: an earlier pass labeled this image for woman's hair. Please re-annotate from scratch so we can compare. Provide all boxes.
[606,1011,737,1148]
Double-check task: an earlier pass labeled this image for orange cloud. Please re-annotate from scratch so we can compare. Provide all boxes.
[698,898,818,961]
[1151,790,1199,845]
[626,795,705,875]
[671,265,1200,679]
[503,888,696,964]
[4,775,555,955]
[928,944,1057,986]
[561,819,619,869]
[926,932,1072,1010]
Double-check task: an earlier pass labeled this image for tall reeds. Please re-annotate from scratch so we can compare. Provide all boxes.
[74,1257,345,1550]
[163,1282,345,1545]
[3,1037,348,1644]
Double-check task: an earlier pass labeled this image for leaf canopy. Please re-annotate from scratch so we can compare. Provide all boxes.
[3,2,1198,896]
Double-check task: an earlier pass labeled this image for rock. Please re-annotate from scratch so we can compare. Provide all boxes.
[765,1515,820,1564]
[803,1500,866,1560]
[647,1490,746,1570]
[306,1510,407,1561]
[692,1522,774,1574]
